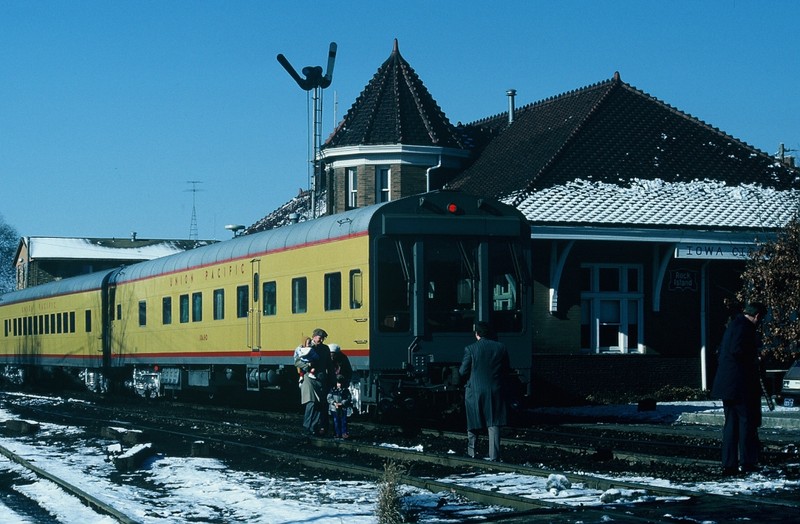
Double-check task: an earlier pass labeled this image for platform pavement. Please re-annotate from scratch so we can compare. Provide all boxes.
[678,401,800,429]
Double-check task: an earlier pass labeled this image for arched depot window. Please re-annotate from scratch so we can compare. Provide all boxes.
[580,264,643,354]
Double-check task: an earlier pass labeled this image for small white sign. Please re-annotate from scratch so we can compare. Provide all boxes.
[674,243,755,260]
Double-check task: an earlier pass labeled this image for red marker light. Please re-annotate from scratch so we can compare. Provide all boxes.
[447,203,459,214]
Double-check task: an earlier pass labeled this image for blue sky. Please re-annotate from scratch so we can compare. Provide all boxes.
[1,0,798,240]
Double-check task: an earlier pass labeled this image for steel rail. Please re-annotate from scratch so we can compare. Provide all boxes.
[0,443,139,524]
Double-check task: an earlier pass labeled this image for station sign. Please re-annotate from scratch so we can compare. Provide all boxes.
[673,243,755,260]
[668,269,698,291]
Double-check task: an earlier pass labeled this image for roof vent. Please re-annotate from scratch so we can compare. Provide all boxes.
[506,89,517,125]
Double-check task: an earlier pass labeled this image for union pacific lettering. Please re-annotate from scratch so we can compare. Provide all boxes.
[169,273,194,287]
[204,263,247,281]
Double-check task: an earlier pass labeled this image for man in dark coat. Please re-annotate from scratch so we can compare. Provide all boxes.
[459,321,511,462]
[711,302,767,475]
[310,328,333,434]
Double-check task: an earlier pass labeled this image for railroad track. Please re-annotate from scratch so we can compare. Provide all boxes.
[3,392,799,522]
[0,441,137,523]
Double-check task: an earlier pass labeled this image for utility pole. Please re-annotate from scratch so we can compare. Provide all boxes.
[777,142,797,167]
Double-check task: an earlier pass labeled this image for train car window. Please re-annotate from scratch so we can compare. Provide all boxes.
[377,238,413,332]
[236,285,248,318]
[33,316,39,336]
[488,242,525,333]
[44,314,50,334]
[324,272,342,311]
[85,310,92,332]
[179,294,189,323]
[3,319,7,337]
[56,313,62,334]
[421,239,478,333]
[162,297,172,325]
[292,277,307,314]
[263,281,276,316]
[192,292,202,322]
[116,304,122,321]
[69,311,75,333]
[50,313,56,332]
[349,269,362,309]
[253,273,259,302]
[139,301,147,327]
[213,289,224,320]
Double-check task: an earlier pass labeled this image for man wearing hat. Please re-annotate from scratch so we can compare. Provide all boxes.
[711,302,767,476]
[310,328,333,434]
[459,321,511,462]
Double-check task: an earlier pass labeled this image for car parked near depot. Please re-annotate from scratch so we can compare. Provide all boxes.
[780,360,800,407]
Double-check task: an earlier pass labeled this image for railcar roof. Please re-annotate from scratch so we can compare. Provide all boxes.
[0,269,116,305]
[115,203,387,283]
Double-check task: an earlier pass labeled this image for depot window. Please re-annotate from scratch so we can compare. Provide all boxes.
[580,264,643,354]
[377,166,391,203]
[347,167,358,209]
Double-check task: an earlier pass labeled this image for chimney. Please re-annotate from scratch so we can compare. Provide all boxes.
[506,89,517,125]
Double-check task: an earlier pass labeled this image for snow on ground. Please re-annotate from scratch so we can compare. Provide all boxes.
[0,399,797,523]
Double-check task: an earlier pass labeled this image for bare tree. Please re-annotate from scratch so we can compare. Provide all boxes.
[0,215,19,293]
[737,216,800,365]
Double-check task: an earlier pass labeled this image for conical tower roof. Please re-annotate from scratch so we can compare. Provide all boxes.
[324,40,465,150]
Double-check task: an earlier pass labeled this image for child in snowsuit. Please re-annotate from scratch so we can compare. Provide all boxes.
[327,375,352,439]
[294,337,319,383]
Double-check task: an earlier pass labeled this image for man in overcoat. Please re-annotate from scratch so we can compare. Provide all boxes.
[711,302,767,475]
[459,321,511,462]
[310,328,333,434]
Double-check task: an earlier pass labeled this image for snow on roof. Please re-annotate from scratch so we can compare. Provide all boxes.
[28,238,193,260]
[513,178,800,229]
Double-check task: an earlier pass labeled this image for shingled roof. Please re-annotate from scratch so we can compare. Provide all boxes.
[323,39,465,149]
[449,72,800,197]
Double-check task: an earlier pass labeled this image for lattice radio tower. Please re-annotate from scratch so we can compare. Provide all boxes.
[186,181,203,240]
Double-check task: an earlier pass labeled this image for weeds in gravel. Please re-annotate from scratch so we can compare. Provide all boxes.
[376,460,406,524]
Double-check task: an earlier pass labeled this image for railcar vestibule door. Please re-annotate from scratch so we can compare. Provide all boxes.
[247,259,261,351]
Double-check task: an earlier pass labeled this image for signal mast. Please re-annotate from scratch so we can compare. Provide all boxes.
[277,43,337,218]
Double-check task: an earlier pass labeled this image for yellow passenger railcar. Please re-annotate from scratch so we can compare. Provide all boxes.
[1,191,532,414]
[0,270,113,386]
